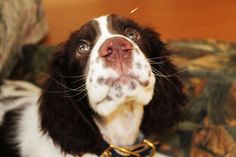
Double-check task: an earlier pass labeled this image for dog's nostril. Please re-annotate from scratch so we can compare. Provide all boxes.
[121,45,131,52]
[101,47,113,57]
[107,47,113,54]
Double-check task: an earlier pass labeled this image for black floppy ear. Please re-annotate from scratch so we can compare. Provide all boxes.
[141,28,186,137]
[38,43,105,155]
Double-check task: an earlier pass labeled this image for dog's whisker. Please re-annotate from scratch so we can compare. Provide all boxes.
[161,68,187,77]
[41,84,87,94]
[59,74,88,78]
[152,66,185,96]
[71,77,87,84]
[37,69,87,79]
[152,68,187,78]
[147,59,169,65]
[63,88,87,98]
[156,78,171,115]
[75,92,88,102]
[151,69,168,78]
[74,84,87,91]
[38,71,82,92]
[42,90,70,94]
[148,53,183,60]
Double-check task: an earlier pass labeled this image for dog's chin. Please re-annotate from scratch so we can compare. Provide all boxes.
[90,78,155,117]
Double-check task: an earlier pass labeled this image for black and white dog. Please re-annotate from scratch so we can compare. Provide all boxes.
[0,14,186,157]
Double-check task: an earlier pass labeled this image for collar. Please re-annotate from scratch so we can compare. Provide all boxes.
[100,139,160,157]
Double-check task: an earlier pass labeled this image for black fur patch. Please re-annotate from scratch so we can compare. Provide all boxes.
[140,28,186,136]
[0,108,23,157]
[39,21,107,155]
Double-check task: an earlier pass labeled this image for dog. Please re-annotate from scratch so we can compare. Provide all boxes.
[0,14,186,157]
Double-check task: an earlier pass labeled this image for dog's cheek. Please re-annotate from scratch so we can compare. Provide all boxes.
[132,50,152,81]
[86,70,109,107]
[131,49,156,104]
[86,57,116,108]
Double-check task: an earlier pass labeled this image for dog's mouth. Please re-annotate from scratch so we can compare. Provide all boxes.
[114,75,133,84]
[105,74,149,88]
[95,74,150,105]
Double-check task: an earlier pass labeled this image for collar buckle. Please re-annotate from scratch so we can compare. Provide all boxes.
[100,139,158,157]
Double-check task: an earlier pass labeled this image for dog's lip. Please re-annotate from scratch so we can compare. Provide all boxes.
[95,74,150,107]
[113,75,136,84]
[112,74,149,87]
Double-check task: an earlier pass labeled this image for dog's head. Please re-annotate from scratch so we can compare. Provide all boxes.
[39,14,186,155]
[84,15,156,116]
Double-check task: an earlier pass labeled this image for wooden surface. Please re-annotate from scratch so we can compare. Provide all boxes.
[43,0,236,45]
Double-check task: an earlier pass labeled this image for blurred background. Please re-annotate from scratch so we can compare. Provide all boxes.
[0,0,236,156]
[43,0,236,45]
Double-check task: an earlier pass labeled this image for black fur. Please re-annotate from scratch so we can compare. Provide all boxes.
[0,109,22,157]
[38,14,186,155]
[39,23,107,155]
[141,28,186,136]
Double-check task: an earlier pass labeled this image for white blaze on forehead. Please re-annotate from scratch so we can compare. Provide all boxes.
[86,15,115,113]
[95,15,111,36]
[94,15,143,54]
[89,15,114,60]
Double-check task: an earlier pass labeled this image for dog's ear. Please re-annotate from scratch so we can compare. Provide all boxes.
[38,41,106,155]
[141,28,186,137]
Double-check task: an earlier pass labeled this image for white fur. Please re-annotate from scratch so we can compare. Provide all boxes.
[86,15,156,117]
[0,80,40,125]
[85,15,156,148]
[94,102,143,146]
[14,97,73,157]
[14,98,167,157]
[82,153,98,157]
[0,80,72,157]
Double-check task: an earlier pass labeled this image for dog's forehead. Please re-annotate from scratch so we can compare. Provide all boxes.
[70,14,141,45]
[94,15,110,35]
[76,20,100,40]
[93,14,139,35]
[75,15,117,41]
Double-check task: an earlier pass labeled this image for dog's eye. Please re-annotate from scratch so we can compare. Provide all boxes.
[76,40,90,55]
[125,29,139,40]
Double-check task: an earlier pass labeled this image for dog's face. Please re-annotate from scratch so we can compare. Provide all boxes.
[40,14,186,155]
[74,15,155,116]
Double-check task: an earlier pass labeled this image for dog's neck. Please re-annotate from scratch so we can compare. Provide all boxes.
[94,101,144,146]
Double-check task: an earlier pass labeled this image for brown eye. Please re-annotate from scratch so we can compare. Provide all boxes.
[76,40,90,55]
[125,29,139,40]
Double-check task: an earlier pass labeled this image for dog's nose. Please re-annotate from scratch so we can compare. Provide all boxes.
[99,37,132,61]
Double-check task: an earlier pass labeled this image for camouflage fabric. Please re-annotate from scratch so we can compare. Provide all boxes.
[0,0,48,79]
[161,40,236,157]
[7,40,236,156]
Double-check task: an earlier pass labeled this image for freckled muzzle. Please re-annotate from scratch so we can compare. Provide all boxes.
[86,15,156,117]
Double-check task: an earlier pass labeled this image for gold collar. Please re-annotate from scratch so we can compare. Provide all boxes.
[101,139,159,157]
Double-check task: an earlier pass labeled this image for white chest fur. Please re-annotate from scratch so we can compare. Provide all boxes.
[94,102,144,146]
